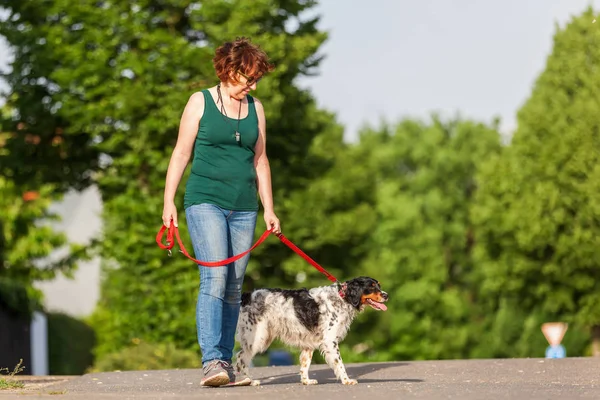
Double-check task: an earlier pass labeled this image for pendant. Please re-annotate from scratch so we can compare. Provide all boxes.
[235,131,241,143]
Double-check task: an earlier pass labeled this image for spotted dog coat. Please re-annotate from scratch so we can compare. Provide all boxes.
[234,276,388,385]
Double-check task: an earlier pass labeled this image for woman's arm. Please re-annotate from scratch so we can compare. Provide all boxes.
[162,92,205,227]
[253,98,281,234]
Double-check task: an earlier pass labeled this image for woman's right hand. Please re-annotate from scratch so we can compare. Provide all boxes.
[162,202,178,227]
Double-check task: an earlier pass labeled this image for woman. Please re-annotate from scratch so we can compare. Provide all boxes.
[162,37,281,387]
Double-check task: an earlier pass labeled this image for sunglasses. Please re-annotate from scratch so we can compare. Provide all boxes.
[237,70,262,86]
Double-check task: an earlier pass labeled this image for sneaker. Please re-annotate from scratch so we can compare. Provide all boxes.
[200,360,230,387]
[223,362,252,386]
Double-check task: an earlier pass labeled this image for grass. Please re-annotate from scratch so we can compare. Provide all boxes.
[0,359,25,390]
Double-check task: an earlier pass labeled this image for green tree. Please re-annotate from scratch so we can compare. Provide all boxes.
[336,117,502,362]
[0,162,85,316]
[0,1,99,316]
[1,94,91,316]
[472,7,600,356]
[0,14,99,190]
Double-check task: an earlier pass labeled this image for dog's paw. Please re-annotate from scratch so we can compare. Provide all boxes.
[342,378,358,385]
[301,378,319,385]
[250,379,261,386]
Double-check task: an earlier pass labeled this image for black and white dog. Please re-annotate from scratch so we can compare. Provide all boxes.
[234,276,388,385]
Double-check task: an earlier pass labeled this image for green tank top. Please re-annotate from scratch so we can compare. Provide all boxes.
[184,89,259,211]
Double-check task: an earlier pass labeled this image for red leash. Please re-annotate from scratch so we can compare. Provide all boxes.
[156,222,338,283]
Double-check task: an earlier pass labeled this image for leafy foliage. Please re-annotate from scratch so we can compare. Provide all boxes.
[47,312,97,375]
[0,1,96,317]
[0,167,87,315]
[0,6,99,191]
[92,340,200,372]
[472,7,600,353]
[332,118,503,362]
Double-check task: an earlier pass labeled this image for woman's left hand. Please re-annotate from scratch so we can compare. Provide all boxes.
[264,211,281,234]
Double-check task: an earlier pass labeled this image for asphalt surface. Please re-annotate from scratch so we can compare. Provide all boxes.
[1,357,598,399]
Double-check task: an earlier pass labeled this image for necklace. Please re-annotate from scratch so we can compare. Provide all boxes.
[216,83,243,145]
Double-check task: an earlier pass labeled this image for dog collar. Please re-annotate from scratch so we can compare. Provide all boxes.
[337,282,347,298]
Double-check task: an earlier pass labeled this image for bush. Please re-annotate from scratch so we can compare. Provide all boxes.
[92,340,200,372]
[47,312,96,375]
[0,278,41,318]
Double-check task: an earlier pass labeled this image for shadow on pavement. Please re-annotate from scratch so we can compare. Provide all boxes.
[257,362,423,385]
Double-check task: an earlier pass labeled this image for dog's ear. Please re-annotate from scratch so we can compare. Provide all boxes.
[344,281,363,309]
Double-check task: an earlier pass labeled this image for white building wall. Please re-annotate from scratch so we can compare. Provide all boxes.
[35,185,103,317]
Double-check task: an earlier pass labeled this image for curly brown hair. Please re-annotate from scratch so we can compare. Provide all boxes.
[213,37,275,84]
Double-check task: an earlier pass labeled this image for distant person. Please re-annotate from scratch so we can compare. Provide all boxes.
[161,37,281,387]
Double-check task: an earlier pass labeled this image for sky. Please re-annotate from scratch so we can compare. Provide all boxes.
[1,0,598,142]
[298,0,599,141]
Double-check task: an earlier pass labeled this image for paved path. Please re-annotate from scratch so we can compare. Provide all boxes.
[1,357,599,399]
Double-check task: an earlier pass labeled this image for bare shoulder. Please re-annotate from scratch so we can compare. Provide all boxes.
[252,96,263,108]
[252,96,265,117]
[182,91,206,119]
[189,90,206,105]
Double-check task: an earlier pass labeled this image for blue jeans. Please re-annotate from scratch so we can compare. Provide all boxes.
[185,203,257,366]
